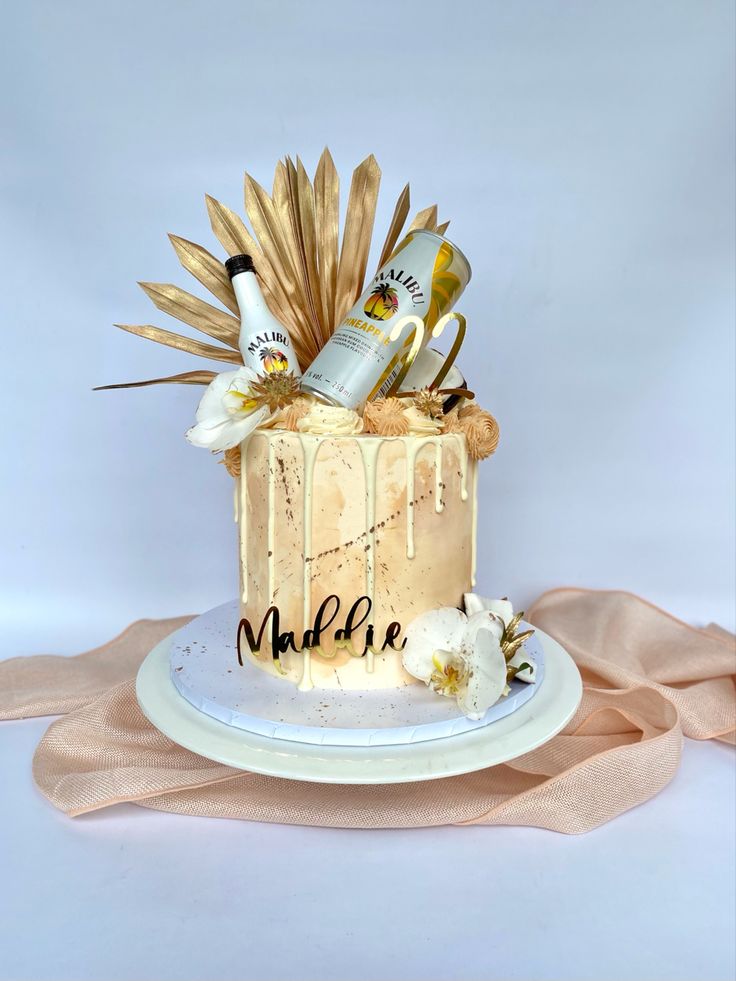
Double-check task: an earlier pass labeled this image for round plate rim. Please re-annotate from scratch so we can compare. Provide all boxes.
[135,625,582,785]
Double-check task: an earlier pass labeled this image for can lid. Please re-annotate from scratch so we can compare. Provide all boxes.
[225,254,255,279]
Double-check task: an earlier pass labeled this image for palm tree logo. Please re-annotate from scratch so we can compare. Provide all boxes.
[259,347,289,372]
[364,283,399,321]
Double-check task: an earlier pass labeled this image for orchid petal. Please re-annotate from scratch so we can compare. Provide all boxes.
[402,607,468,684]
[186,367,270,451]
[463,593,514,626]
[466,610,505,643]
[457,627,507,720]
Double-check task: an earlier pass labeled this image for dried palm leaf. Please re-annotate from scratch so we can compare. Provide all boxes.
[205,193,259,257]
[114,324,242,365]
[94,370,216,391]
[296,157,325,342]
[314,147,339,331]
[139,282,240,349]
[377,182,410,268]
[334,154,381,323]
[168,234,238,315]
[273,159,321,355]
[408,204,438,233]
[205,193,292,326]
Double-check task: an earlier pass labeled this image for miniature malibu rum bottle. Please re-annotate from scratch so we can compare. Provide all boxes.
[225,254,301,378]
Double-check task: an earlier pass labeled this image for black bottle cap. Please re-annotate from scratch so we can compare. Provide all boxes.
[225,254,255,279]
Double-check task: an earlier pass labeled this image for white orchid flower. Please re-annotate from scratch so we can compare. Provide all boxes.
[464,593,536,683]
[186,367,274,452]
[402,607,508,720]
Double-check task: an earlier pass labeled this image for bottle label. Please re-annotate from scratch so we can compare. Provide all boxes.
[242,330,298,376]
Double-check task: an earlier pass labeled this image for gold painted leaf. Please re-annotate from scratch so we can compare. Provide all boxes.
[245,170,319,365]
[94,370,216,391]
[139,282,240,349]
[205,193,260,258]
[296,157,325,343]
[314,147,339,330]
[334,154,381,323]
[408,204,438,233]
[377,182,410,268]
[244,172,299,290]
[114,324,242,364]
[168,234,238,315]
[435,219,451,235]
[205,193,292,327]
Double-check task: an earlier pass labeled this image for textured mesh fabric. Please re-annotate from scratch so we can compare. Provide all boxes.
[1,590,733,832]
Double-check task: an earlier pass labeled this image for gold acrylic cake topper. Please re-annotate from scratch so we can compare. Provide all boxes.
[236,594,407,672]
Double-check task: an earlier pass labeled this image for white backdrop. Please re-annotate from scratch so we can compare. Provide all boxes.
[1,1,733,650]
[1,6,735,981]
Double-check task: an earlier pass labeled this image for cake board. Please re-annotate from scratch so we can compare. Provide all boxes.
[136,608,583,785]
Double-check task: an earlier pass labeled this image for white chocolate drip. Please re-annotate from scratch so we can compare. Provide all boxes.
[471,459,479,587]
[434,440,444,513]
[356,439,382,673]
[267,437,277,605]
[297,648,313,692]
[404,438,418,559]
[239,442,248,603]
[454,433,469,501]
[402,436,447,558]
[298,436,324,691]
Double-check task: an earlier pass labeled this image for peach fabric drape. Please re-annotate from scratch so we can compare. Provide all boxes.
[1,589,733,832]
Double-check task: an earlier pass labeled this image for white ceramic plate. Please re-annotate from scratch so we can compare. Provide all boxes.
[167,599,546,747]
[136,626,582,785]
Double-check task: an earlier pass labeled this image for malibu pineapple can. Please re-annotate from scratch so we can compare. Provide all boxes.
[301,229,471,407]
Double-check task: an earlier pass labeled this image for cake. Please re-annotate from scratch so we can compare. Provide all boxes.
[101,150,535,722]
[234,426,477,690]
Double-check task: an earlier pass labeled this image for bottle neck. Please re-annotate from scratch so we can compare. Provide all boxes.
[231,269,270,318]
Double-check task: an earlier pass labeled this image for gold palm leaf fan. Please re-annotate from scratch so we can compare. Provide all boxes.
[95,149,451,392]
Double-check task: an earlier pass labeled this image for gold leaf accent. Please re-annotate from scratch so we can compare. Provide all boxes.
[408,204,438,233]
[506,611,525,636]
[94,370,216,391]
[377,182,411,268]
[205,193,293,329]
[334,154,381,323]
[314,147,340,332]
[205,193,258,257]
[138,282,240,350]
[244,173,299,301]
[435,219,451,235]
[114,324,242,364]
[245,171,317,367]
[168,234,238,315]
[296,157,327,344]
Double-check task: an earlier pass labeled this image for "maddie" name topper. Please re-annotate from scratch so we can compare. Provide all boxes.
[236,595,406,669]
